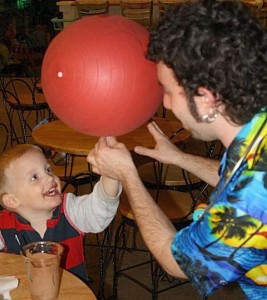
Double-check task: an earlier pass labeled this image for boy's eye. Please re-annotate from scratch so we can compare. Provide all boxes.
[46,166,52,174]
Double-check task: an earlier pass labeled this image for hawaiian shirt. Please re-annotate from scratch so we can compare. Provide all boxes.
[171,112,267,299]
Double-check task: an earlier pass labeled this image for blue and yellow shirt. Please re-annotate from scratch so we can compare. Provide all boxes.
[171,112,267,299]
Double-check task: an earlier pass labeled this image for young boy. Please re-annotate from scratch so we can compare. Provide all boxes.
[0,144,121,283]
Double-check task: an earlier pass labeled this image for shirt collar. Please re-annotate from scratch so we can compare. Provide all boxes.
[220,112,267,177]
[16,204,61,225]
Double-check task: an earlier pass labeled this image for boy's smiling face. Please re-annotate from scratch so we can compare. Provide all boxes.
[4,149,62,214]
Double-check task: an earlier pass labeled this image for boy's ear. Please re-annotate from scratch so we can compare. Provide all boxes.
[1,194,20,210]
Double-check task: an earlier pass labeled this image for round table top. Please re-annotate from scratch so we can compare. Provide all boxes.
[32,117,190,156]
[0,253,96,300]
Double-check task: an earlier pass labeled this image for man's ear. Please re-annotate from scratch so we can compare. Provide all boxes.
[194,87,217,115]
[1,194,20,210]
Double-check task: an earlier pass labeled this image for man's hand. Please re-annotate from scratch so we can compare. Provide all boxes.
[87,137,137,181]
[134,122,182,165]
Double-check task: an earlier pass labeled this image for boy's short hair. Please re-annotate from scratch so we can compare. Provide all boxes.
[0,144,42,203]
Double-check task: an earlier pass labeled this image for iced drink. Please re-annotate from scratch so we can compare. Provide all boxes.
[22,241,64,300]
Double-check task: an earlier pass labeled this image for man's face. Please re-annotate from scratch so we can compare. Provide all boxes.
[5,150,62,214]
[157,62,216,141]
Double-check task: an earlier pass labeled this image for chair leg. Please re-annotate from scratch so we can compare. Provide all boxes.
[111,214,191,299]
[111,221,125,299]
[111,218,155,299]
[151,257,160,300]
[97,221,116,300]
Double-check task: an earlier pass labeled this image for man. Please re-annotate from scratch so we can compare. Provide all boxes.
[87,1,267,298]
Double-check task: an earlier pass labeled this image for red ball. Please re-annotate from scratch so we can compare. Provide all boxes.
[41,15,162,136]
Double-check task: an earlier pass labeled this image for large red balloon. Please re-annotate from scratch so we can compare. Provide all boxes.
[41,15,162,136]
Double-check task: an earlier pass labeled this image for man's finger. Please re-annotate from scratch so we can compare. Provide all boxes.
[106,136,117,148]
[98,137,109,148]
[148,122,167,138]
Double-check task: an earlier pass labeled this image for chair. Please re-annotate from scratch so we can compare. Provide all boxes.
[255,7,267,26]
[158,0,189,17]
[76,1,109,18]
[34,79,42,93]
[0,77,52,145]
[0,118,9,153]
[84,217,116,299]
[245,1,267,27]
[120,1,154,30]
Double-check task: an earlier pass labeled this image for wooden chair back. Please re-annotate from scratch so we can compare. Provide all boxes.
[77,1,109,18]
[158,0,189,17]
[120,1,153,30]
[1,78,51,145]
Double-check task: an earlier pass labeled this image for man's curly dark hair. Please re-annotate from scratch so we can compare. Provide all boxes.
[147,0,267,125]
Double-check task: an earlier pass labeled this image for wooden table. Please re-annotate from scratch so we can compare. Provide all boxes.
[32,117,190,156]
[0,253,96,300]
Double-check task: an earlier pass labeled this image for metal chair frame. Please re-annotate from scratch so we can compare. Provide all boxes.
[59,153,99,194]
[0,119,9,153]
[0,77,52,145]
[83,218,116,299]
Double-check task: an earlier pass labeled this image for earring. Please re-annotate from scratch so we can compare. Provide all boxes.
[201,109,218,123]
